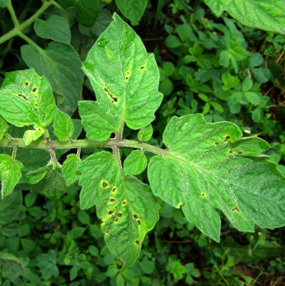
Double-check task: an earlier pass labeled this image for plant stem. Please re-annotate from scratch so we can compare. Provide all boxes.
[0,138,170,156]
[7,0,20,28]
[0,0,53,45]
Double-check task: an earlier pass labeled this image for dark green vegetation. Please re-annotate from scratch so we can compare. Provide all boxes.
[0,0,285,285]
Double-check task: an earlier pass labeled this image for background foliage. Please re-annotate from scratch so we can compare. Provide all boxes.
[0,0,285,285]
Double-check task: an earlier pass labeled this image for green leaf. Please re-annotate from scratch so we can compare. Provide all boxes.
[124,150,147,175]
[115,0,148,25]
[176,23,192,41]
[0,69,57,127]
[34,15,71,44]
[0,115,8,141]
[210,101,224,112]
[67,227,86,239]
[165,35,181,48]
[198,93,209,102]
[29,162,67,200]
[24,164,50,185]
[53,109,74,141]
[0,0,9,8]
[79,13,163,140]
[23,128,45,145]
[148,114,285,241]
[21,42,84,115]
[58,0,99,27]
[0,189,22,224]
[242,77,253,92]
[138,124,153,142]
[0,252,24,280]
[204,0,285,34]
[253,68,271,83]
[62,154,81,186]
[0,155,23,199]
[244,92,260,105]
[77,151,159,269]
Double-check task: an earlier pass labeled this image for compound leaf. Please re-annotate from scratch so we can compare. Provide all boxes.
[53,109,74,141]
[34,15,71,44]
[0,69,57,128]
[148,114,285,241]
[77,151,159,269]
[204,0,285,34]
[79,13,163,140]
[21,42,84,115]
[0,155,23,199]
[62,154,81,186]
[124,150,147,175]
[115,0,148,25]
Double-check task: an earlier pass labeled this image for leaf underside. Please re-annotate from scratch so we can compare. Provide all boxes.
[148,114,285,241]
[79,13,163,140]
[77,151,159,269]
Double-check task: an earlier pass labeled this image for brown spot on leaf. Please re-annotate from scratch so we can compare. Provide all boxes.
[140,66,145,70]
[25,82,29,86]
[238,151,243,155]
[112,187,117,192]
[232,207,240,212]
[101,220,104,224]
[137,220,141,225]
[32,87,37,92]
[110,198,115,202]
[104,88,118,103]
[102,181,108,188]
[215,142,219,146]
[133,214,138,219]
[135,240,139,245]
[118,213,122,217]
[18,94,28,101]
[229,150,233,153]
[105,230,109,234]
[122,201,127,205]
[115,218,119,222]
[201,193,205,197]
[108,210,114,215]
[225,135,230,140]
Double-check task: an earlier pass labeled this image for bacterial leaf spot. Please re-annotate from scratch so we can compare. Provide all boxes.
[201,193,205,197]
[18,94,28,101]
[101,220,104,224]
[25,81,29,86]
[232,206,240,212]
[133,214,138,219]
[105,230,110,235]
[140,66,146,70]
[112,187,117,193]
[122,201,127,205]
[229,150,233,154]
[125,77,129,80]
[102,181,108,188]
[135,240,139,245]
[104,88,118,103]
[32,87,37,93]
[238,151,243,155]
[118,213,122,217]
[110,198,115,202]
[108,210,114,215]
[115,218,119,222]
[215,142,219,146]
[225,135,230,140]
[137,220,141,225]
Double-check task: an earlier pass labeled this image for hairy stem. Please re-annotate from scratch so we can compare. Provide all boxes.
[0,138,170,156]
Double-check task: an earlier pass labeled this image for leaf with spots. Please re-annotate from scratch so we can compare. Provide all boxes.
[21,42,84,116]
[79,13,163,141]
[204,0,285,34]
[0,155,23,199]
[148,114,285,242]
[77,151,159,269]
[0,69,57,128]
